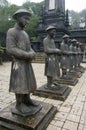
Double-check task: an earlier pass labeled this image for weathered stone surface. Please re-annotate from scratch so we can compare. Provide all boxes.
[67,71,82,78]
[0,62,86,130]
[33,84,71,101]
[11,102,42,117]
[0,101,57,130]
[74,67,85,73]
[56,77,78,86]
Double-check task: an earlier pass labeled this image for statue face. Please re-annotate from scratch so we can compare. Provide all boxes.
[48,29,56,38]
[17,15,30,28]
[64,37,69,43]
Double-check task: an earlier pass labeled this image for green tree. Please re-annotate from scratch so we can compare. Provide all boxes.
[0,1,43,38]
[25,14,39,38]
[22,1,44,16]
[80,9,86,18]
[69,10,80,28]
[0,0,9,6]
[0,5,20,21]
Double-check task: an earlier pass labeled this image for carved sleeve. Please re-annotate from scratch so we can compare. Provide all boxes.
[43,39,57,54]
[6,29,32,60]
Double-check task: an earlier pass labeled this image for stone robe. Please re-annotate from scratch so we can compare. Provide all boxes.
[69,44,75,67]
[43,36,60,79]
[76,47,80,65]
[60,41,69,69]
[6,24,37,94]
[77,47,82,65]
[73,46,77,66]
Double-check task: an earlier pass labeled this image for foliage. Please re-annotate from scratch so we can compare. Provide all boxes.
[0,20,14,32]
[0,2,41,38]
[0,0,9,6]
[68,10,80,28]
[68,9,86,29]
[25,14,39,37]
[22,1,44,16]
[0,4,21,32]
[79,9,86,18]
[0,5,20,21]
[0,45,5,53]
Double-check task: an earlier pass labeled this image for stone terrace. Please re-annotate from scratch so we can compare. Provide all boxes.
[0,62,86,130]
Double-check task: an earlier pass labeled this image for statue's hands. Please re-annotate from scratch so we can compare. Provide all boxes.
[73,52,77,55]
[56,49,61,54]
[75,52,78,55]
[81,52,83,55]
[68,51,73,55]
[29,52,36,59]
[78,52,81,54]
[62,51,69,55]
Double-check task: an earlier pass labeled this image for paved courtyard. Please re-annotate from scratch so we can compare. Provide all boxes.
[0,62,86,130]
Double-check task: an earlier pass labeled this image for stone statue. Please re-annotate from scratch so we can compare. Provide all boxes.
[60,34,70,78]
[76,42,80,68]
[79,43,83,65]
[76,42,84,72]
[69,39,75,72]
[6,9,38,115]
[72,39,78,69]
[79,43,85,71]
[76,42,83,67]
[43,25,61,89]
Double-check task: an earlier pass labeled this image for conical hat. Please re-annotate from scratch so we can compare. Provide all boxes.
[46,25,56,31]
[12,9,32,19]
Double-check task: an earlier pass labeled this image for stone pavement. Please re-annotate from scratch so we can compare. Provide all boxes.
[0,62,86,130]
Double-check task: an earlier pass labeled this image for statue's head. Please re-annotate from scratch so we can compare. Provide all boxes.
[77,42,82,47]
[12,9,32,28]
[46,25,56,38]
[63,34,69,43]
[12,9,32,20]
[71,39,77,46]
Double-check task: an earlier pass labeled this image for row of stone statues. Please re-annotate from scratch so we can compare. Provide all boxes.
[0,8,85,130]
[43,25,83,89]
[6,9,84,118]
[60,35,83,77]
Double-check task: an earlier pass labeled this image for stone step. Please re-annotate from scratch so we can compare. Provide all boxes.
[32,52,45,63]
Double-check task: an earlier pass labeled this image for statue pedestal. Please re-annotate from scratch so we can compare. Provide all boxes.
[0,101,57,130]
[67,70,82,78]
[75,67,85,73]
[56,76,78,86]
[33,84,71,101]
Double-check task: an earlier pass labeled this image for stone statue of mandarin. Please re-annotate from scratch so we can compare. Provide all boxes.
[68,39,75,72]
[43,26,61,89]
[72,39,78,70]
[60,34,70,78]
[6,9,38,115]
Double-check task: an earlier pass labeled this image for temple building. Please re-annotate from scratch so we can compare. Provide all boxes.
[37,0,69,48]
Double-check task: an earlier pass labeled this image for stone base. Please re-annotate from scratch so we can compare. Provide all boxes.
[75,67,85,73]
[67,71,82,78]
[33,84,71,101]
[56,77,78,86]
[11,103,42,117]
[0,101,57,130]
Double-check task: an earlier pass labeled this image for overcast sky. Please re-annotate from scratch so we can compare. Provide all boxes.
[7,0,86,12]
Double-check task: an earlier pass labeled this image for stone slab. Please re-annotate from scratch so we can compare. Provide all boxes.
[75,67,85,73]
[0,101,57,130]
[11,102,42,117]
[33,84,71,101]
[67,71,82,78]
[56,77,78,86]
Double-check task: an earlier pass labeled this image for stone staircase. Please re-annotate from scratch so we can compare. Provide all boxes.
[32,52,45,63]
